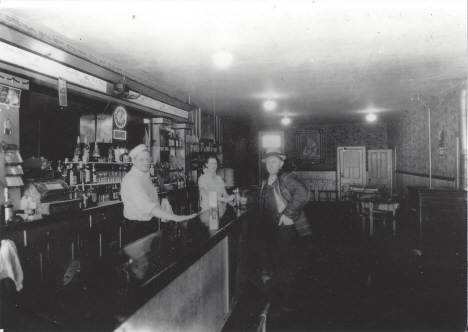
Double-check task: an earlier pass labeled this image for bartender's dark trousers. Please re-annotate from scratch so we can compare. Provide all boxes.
[254,213,299,309]
[122,217,159,244]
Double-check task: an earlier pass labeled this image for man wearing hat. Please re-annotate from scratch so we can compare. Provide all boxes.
[121,144,197,241]
[246,147,310,311]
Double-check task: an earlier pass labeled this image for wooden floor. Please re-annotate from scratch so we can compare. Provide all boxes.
[223,201,467,332]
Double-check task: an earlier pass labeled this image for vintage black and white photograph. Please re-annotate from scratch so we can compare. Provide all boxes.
[0,1,466,331]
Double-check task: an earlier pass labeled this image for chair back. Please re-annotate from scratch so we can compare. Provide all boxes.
[318,179,327,190]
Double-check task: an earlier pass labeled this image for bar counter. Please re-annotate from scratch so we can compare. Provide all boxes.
[2,202,257,331]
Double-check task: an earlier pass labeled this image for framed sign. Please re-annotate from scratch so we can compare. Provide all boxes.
[296,130,323,163]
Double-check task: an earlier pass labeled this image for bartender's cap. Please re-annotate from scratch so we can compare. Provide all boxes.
[129,144,149,159]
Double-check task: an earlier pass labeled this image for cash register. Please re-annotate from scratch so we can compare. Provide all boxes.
[23,178,82,215]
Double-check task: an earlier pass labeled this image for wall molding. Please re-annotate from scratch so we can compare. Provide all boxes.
[395,170,456,182]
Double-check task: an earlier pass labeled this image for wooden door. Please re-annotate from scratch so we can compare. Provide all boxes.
[368,149,393,193]
[337,147,366,199]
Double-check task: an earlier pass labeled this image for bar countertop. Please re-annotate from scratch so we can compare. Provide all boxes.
[16,202,257,331]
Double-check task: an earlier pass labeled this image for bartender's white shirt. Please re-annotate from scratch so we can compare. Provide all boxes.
[121,166,160,221]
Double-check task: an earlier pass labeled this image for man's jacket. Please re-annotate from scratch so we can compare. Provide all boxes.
[260,172,312,237]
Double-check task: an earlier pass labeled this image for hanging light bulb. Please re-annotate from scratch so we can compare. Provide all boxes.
[282,116,291,125]
[366,113,377,122]
[263,100,276,111]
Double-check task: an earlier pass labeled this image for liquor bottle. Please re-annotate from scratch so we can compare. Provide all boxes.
[85,163,91,184]
[175,134,179,148]
[77,161,84,184]
[68,163,75,185]
[3,188,14,224]
[92,142,101,161]
[92,164,97,184]
[62,160,68,183]
[114,184,119,200]
[115,145,121,163]
[56,160,63,180]
[83,136,90,164]
[149,163,155,177]
[73,163,78,186]
[74,136,81,162]
[122,147,130,163]
[108,146,115,163]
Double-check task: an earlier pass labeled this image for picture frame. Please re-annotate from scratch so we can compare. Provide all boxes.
[296,130,323,163]
[201,112,215,140]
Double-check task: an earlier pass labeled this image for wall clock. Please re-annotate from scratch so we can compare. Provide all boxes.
[114,106,127,129]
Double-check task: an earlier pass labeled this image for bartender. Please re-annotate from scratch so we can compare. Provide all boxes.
[120,144,197,236]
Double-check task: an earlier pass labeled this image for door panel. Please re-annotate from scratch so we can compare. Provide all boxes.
[337,147,366,199]
[368,149,393,193]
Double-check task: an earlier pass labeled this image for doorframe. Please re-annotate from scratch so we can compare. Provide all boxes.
[337,146,367,200]
[258,131,285,184]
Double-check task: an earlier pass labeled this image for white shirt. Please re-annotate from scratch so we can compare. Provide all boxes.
[121,166,160,221]
[198,173,225,212]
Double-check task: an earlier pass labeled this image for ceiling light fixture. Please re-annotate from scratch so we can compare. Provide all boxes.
[263,100,276,111]
[366,113,377,122]
[282,116,291,125]
[213,51,233,68]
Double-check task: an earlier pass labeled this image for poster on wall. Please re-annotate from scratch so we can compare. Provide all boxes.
[201,112,215,140]
[97,114,112,143]
[79,114,113,143]
[0,84,21,107]
[80,115,95,143]
[296,130,323,163]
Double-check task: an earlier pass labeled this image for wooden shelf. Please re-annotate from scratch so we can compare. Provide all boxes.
[70,181,122,186]
[66,162,132,165]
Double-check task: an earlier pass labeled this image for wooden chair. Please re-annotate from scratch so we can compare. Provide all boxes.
[340,183,350,202]
[327,179,339,201]
[306,179,317,201]
[318,179,338,201]
[317,179,328,201]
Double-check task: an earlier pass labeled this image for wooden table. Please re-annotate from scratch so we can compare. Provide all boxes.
[349,185,387,213]
[358,196,399,236]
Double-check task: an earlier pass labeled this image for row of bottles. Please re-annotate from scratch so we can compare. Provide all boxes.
[82,184,121,208]
[149,170,189,192]
[185,136,220,155]
[57,160,131,186]
[160,132,184,149]
[73,136,130,163]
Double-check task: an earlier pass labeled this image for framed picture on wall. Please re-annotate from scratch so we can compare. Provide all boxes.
[201,112,215,140]
[296,130,323,163]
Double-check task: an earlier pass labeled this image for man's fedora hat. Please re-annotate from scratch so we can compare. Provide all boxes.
[261,148,286,162]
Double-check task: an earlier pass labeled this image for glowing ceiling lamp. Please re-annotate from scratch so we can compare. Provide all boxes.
[263,100,276,111]
[366,113,377,122]
[213,51,233,68]
[281,116,291,125]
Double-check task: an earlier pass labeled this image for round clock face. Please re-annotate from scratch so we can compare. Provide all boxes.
[114,107,127,129]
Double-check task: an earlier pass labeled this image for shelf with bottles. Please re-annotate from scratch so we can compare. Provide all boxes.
[70,181,123,186]
[71,135,132,165]
[66,162,133,165]
[159,130,184,150]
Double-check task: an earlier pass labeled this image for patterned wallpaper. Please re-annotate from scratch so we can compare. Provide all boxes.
[387,81,466,179]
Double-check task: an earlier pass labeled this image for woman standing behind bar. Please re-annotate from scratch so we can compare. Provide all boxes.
[198,153,235,212]
[243,148,311,311]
